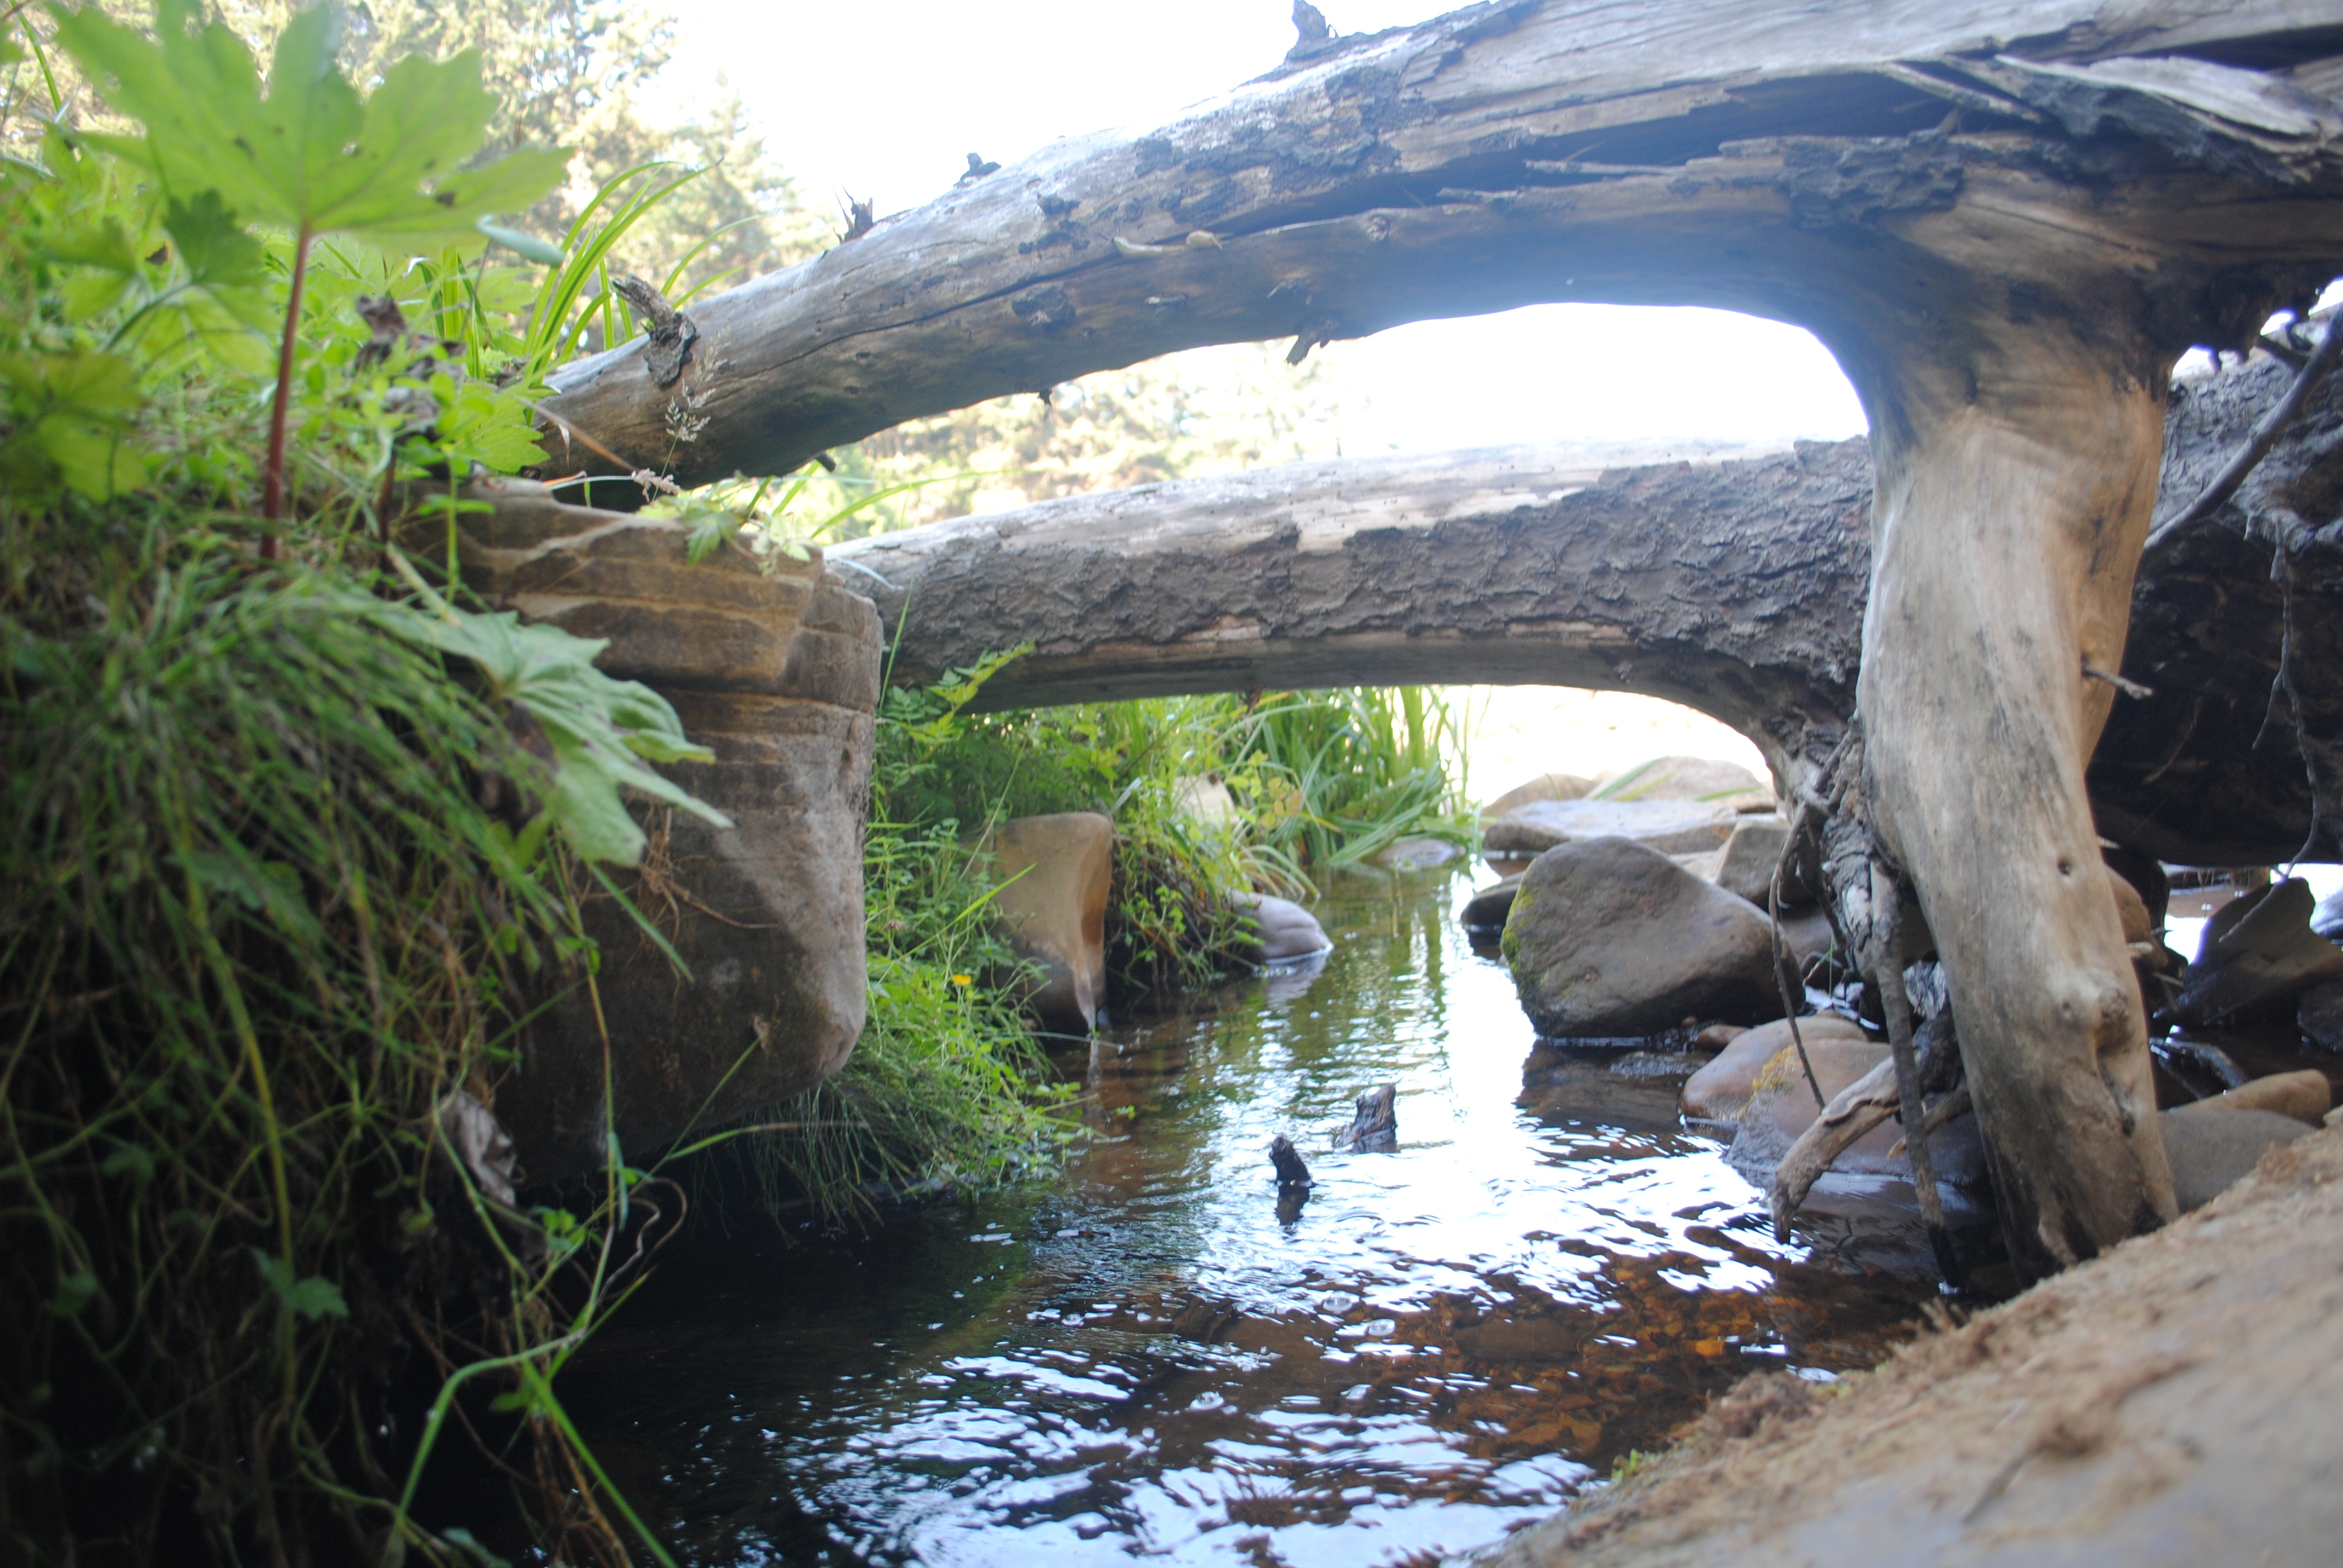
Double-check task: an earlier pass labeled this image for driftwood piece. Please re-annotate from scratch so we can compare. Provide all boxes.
[537,0,2343,1277]
[538,1,2343,495]
[1337,1084,1399,1152]
[1769,1056,1904,1239]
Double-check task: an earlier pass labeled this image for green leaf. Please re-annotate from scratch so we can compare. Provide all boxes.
[251,1249,349,1321]
[476,219,563,266]
[364,566,731,864]
[0,351,149,498]
[50,1,565,254]
[166,190,266,291]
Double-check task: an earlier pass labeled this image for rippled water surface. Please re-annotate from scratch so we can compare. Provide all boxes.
[562,869,1950,1566]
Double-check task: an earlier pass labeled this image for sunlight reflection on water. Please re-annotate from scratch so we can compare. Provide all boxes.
[562,869,1945,1566]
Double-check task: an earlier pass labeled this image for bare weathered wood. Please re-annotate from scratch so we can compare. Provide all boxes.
[538,0,2343,1277]
[538,1,2343,494]
[834,439,1870,784]
[833,353,2343,866]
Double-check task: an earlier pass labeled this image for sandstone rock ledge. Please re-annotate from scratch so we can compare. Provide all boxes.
[1474,1127,2343,1567]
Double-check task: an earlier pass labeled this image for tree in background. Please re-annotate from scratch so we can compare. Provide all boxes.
[11,0,830,294]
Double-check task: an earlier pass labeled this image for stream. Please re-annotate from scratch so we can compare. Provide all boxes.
[558,866,1959,1566]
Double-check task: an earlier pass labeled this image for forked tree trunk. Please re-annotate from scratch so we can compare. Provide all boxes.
[1860,303,2179,1262]
[534,0,2343,1276]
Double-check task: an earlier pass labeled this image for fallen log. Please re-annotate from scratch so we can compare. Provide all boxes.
[540,0,2343,1277]
[833,353,2343,866]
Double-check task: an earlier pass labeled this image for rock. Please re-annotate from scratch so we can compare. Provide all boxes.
[1483,797,1738,858]
[2102,843,2170,930]
[2172,878,2343,1024]
[1682,1014,1871,1122]
[1168,1296,1241,1343]
[2189,1068,2332,1126]
[1481,771,1598,819]
[471,489,882,1184]
[1501,837,1786,1037]
[2316,884,2343,940]
[1337,1083,1398,1151]
[1726,1025,1987,1188]
[975,812,1113,1036]
[1594,754,1772,810]
[1673,847,1727,882]
[1692,1022,1748,1051]
[1377,835,1461,871]
[2302,980,2343,1051]
[1171,774,1236,825]
[1716,814,1801,906]
[2106,864,2154,945]
[1234,892,1332,962]
[1778,907,1835,971]
[1460,873,1523,931]
[2159,1103,2314,1210]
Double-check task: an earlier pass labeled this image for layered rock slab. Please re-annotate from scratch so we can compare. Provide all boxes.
[450,482,881,1183]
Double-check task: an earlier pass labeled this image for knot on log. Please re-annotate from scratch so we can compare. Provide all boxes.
[1770,134,1965,230]
[610,274,696,388]
[1012,283,1077,333]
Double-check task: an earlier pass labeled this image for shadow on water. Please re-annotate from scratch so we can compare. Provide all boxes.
[554,869,1956,1566]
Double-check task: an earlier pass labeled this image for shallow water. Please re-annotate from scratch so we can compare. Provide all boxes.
[559,869,1958,1566]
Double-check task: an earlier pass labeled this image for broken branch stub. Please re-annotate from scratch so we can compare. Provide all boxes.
[539,0,2343,1276]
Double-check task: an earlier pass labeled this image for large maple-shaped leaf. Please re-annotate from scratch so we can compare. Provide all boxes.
[51,0,564,253]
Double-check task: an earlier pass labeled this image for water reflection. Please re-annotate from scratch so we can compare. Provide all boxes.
[561,871,1944,1566]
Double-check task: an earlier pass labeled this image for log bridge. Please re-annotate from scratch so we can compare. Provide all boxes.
[518,0,2343,1278]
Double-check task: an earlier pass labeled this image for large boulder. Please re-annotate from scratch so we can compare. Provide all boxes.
[1594,754,1772,809]
[2172,878,2343,1024]
[1501,837,1785,1037]
[456,483,881,1184]
[1682,1014,1870,1122]
[1481,771,1598,819]
[1483,797,1738,859]
[975,812,1114,1036]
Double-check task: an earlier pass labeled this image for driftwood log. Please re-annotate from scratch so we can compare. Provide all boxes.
[835,353,2343,867]
[537,1,2343,1278]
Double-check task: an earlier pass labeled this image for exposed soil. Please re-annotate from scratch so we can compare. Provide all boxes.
[1478,1125,2343,1567]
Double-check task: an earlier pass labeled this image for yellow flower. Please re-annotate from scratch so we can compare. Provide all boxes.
[950,973,973,987]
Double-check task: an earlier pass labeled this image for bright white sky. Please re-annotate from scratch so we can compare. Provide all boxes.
[648,0,1870,457]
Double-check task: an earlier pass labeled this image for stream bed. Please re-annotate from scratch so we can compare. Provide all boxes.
[559,867,1963,1566]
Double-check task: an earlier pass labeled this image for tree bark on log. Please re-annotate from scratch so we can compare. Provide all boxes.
[538,0,2343,1277]
[836,439,1870,785]
[834,352,2343,867]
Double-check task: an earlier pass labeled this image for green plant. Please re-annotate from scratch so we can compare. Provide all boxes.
[0,7,736,1563]
[698,652,1076,1229]
[54,0,566,532]
[1236,685,1475,871]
